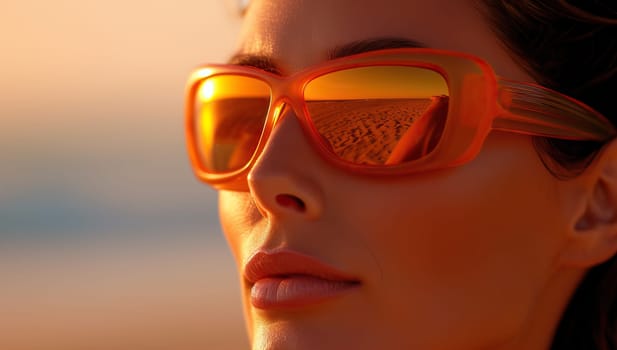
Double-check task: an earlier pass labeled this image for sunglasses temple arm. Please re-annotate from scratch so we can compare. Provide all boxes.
[492,79,615,141]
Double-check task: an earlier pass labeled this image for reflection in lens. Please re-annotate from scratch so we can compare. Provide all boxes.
[194,75,271,173]
[305,66,449,166]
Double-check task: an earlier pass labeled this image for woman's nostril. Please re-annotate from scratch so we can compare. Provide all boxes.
[275,194,306,212]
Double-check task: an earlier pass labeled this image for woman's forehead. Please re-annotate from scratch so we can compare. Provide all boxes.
[239,0,480,53]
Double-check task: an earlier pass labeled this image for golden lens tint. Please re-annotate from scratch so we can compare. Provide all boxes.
[194,75,271,173]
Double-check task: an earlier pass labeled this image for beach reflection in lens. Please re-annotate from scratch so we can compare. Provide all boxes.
[305,66,449,165]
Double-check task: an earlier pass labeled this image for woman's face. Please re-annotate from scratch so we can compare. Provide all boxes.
[219,0,571,349]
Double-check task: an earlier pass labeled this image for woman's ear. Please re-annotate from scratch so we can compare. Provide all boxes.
[559,139,617,268]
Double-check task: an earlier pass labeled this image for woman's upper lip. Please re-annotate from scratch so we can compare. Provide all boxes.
[244,250,360,284]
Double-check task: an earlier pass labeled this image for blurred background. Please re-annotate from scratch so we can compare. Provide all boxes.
[0,0,248,348]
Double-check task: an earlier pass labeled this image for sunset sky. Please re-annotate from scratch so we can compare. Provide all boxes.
[0,1,248,348]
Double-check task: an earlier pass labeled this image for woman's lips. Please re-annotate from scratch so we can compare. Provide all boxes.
[244,251,361,310]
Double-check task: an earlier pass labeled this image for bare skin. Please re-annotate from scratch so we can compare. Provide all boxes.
[216,0,617,349]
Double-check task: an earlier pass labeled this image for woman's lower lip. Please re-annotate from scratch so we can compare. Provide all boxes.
[250,276,360,310]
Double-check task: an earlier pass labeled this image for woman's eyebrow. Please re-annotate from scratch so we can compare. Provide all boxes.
[328,37,427,59]
[227,37,427,74]
[227,54,282,74]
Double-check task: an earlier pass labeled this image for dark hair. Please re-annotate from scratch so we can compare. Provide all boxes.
[477,1,617,348]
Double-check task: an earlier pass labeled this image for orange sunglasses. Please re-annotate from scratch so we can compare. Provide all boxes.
[185,48,615,190]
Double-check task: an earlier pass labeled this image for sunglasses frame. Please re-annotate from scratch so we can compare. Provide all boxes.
[185,48,615,190]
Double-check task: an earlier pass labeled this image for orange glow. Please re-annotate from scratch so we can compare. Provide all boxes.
[198,75,271,101]
[305,66,448,100]
[197,106,215,167]
[199,80,216,101]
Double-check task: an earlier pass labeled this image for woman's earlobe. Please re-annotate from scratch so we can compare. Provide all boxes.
[560,140,617,268]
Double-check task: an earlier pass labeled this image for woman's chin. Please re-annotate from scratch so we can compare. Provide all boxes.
[249,321,373,350]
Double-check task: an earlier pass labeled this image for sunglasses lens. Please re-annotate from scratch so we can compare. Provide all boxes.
[305,66,449,166]
[193,75,271,173]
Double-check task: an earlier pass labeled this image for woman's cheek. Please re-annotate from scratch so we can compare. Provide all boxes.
[219,191,263,260]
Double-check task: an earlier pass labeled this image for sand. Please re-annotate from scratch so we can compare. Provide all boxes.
[308,99,434,164]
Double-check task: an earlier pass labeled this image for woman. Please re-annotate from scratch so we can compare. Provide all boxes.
[185,0,617,348]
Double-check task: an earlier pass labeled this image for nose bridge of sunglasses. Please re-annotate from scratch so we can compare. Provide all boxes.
[259,94,334,158]
[267,88,308,127]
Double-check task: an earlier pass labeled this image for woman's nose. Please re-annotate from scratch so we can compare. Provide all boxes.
[247,105,325,220]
